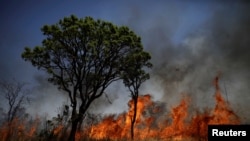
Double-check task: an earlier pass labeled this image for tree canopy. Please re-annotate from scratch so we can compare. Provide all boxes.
[21,15,152,141]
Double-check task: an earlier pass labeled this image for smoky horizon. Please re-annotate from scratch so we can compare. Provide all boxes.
[0,0,250,127]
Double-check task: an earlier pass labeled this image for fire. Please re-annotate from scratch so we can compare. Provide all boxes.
[0,76,241,141]
[86,94,154,140]
[0,117,39,141]
[209,76,240,124]
[82,76,240,140]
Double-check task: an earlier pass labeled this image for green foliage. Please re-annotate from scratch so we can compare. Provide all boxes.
[121,51,152,95]
[22,14,151,103]
[22,15,147,91]
[21,15,152,141]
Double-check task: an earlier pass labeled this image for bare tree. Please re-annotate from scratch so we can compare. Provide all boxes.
[0,79,30,141]
[0,79,30,122]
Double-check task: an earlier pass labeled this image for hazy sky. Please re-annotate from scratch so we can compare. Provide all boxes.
[1,0,250,122]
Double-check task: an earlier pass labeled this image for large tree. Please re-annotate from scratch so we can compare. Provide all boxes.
[21,15,151,141]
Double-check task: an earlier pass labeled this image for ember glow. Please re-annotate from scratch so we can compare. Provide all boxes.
[0,76,241,141]
[0,118,39,141]
[81,76,240,140]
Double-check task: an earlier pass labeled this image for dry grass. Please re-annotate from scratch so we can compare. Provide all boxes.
[0,135,207,141]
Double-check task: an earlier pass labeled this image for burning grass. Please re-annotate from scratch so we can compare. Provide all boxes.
[0,117,39,141]
[0,76,241,141]
[81,76,240,141]
[81,93,239,141]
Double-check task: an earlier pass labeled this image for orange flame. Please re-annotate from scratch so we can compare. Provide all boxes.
[0,117,40,141]
[82,76,240,140]
[0,75,241,141]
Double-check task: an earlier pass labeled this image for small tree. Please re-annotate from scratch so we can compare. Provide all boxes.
[0,79,30,140]
[0,79,30,123]
[121,52,152,140]
[21,15,152,141]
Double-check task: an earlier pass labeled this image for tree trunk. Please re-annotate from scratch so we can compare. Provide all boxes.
[68,118,79,141]
[131,96,138,140]
[68,104,87,141]
[68,104,78,141]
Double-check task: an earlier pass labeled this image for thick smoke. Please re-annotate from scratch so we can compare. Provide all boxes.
[123,1,250,123]
[1,1,249,123]
[25,74,68,119]
[31,1,250,122]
